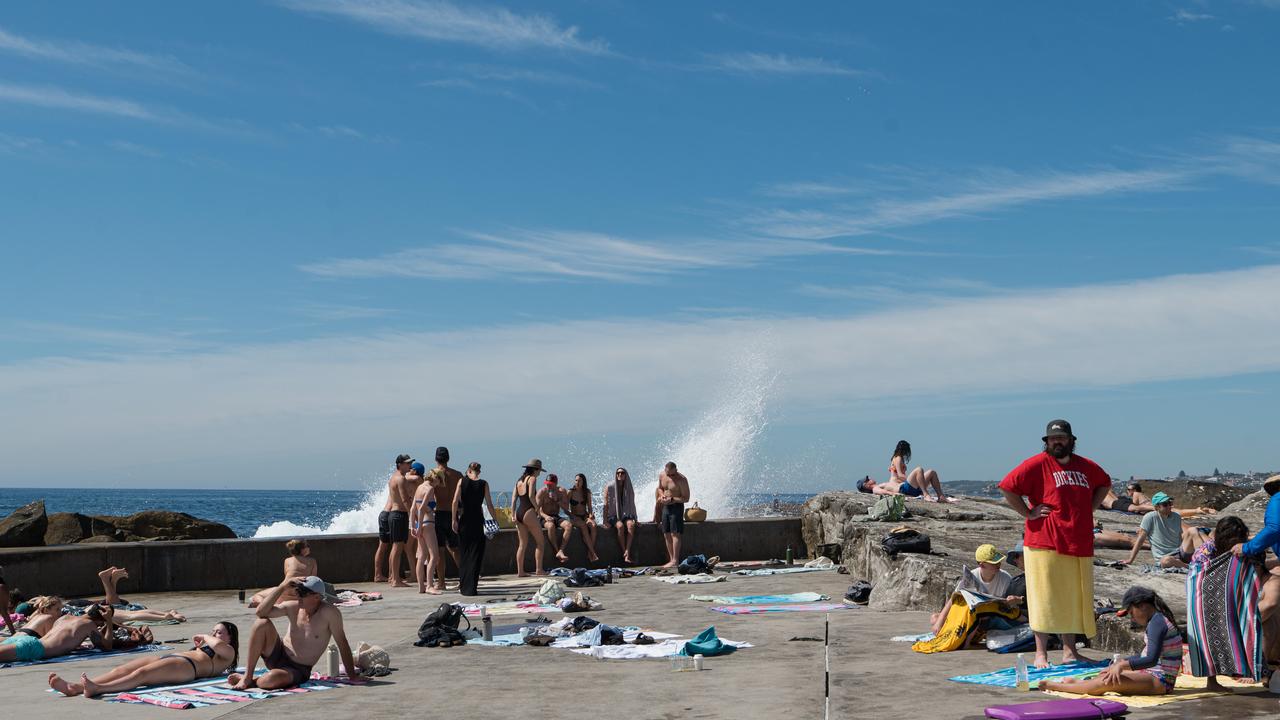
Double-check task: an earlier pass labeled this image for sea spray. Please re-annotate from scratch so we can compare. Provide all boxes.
[637,348,777,519]
[253,479,388,538]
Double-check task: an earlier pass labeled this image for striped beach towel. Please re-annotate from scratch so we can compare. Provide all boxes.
[709,602,853,615]
[1186,551,1266,681]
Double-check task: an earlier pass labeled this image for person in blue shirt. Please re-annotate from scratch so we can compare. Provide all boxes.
[1232,474,1280,667]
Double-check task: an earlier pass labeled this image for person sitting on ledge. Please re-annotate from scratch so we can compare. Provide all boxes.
[1118,492,1207,569]
[49,620,239,697]
[0,604,120,664]
[1040,586,1182,696]
[929,544,1021,638]
[229,576,359,690]
[250,539,318,607]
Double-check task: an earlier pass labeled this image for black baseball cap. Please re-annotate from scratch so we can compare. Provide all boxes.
[395,453,414,465]
[1116,586,1155,617]
[1043,419,1073,440]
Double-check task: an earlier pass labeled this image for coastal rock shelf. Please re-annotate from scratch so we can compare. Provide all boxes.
[798,490,1262,655]
[0,500,235,547]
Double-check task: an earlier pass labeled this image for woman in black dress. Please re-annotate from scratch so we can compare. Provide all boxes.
[452,462,497,596]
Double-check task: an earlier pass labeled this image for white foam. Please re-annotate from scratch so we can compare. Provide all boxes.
[253,482,388,538]
[637,348,777,519]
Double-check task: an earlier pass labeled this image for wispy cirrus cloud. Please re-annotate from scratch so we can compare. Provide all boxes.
[752,166,1190,239]
[279,0,610,54]
[703,52,873,78]
[429,62,603,89]
[300,228,900,282]
[0,81,254,136]
[0,24,194,77]
[1168,9,1215,22]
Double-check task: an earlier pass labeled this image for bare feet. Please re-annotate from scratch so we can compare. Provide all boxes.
[1062,649,1089,664]
[588,552,600,562]
[1034,653,1051,669]
[112,568,129,582]
[425,587,442,595]
[96,568,114,584]
[228,672,256,690]
[923,496,938,503]
[373,576,388,583]
[164,610,186,622]
[80,673,103,698]
[49,673,83,697]
[556,552,569,564]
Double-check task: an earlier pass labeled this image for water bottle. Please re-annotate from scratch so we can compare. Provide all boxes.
[606,567,613,584]
[785,546,793,565]
[238,588,245,604]
[693,654,704,671]
[1015,653,1029,691]
[326,643,339,678]
[482,614,493,641]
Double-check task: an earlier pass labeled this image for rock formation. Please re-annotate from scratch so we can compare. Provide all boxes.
[0,502,236,546]
[801,491,1222,654]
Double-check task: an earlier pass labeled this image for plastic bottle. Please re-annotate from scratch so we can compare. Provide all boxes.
[785,546,793,565]
[326,643,339,678]
[1015,653,1029,691]
[693,654,704,671]
[482,614,493,641]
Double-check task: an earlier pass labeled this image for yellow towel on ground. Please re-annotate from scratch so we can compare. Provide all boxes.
[1024,547,1095,637]
[1043,674,1265,707]
[912,591,1020,654]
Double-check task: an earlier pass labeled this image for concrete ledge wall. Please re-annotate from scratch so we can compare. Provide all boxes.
[0,518,803,597]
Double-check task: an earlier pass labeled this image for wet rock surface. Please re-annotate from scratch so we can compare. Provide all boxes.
[802,491,1204,653]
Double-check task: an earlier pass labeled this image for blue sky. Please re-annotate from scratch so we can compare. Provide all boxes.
[2,1,1279,497]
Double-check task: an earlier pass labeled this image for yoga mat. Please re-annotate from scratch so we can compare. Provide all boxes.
[950,660,1110,688]
[690,592,827,604]
[709,602,854,615]
[2,643,170,669]
[1042,674,1266,707]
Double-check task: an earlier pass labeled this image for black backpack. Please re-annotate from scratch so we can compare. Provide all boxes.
[414,603,472,648]
[565,568,602,588]
[844,580,873,605]
[881,528,931,557]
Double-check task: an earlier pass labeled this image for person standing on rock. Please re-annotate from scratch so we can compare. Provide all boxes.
[999,419,1111,669]
[1232,474,1280,657]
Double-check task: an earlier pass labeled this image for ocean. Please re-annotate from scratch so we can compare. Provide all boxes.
[0,486,831,539]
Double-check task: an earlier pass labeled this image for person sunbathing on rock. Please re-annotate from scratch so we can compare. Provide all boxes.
[1,596,63,648]
[1100,488,1217,518]
[0,605,120,664]
[929,545,1021,638]
[865,440,951,502]
[249,540,318,607]
[1040,587,1181,696]
[67,567,186,624]
[49,621,238,698]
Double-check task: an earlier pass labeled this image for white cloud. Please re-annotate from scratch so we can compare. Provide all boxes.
[299,228,899,281]
[0,25,193,76]
[704,52,871,77]
[752,167,1189,239]
[0,80,253,136]
[0,131,45,154]
[279,0,609,54]
[5,265,1280,479]
[1168,9,1215,22]
[107,139,163,158]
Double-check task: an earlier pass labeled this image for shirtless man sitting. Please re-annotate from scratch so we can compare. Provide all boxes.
[1,605,116,664]
[229,576,359,690]
[536,474,573,564]
[656,462,690,569]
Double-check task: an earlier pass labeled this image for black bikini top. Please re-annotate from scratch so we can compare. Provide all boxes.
[198,645,216,659]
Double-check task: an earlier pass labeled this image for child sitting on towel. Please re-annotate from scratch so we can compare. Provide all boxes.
[929,544,1022,638]
[1040,586,1181,696]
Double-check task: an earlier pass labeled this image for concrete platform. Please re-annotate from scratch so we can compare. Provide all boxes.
[4,567,1278,719]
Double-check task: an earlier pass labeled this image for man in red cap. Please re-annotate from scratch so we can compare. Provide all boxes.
[999,419,1111,669]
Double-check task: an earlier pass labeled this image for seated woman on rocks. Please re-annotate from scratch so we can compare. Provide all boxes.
[1041,586,1182,697]
[856,440,951,502]
[249,539,318,607]
[49,620,238,698]
[929,544,1022,637]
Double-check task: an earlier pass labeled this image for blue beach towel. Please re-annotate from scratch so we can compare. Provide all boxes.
[2,643,169,669]
[689,592,827,604]
[732,566,832,577]
[950,660,1110,688]
[679,626,737,657]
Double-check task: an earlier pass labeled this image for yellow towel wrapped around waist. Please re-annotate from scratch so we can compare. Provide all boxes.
[912,591,1020,654]
[1023,547,1096,637]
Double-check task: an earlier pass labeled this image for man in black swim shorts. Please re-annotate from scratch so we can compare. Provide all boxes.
[230,576,359,691]
[372,454,413,585]
[656,462,690,569]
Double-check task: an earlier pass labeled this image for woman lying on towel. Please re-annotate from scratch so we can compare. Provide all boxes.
[1040,587,1181,696]
[48,621,238,698]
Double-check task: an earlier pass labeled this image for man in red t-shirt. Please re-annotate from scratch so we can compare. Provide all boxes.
[999,419,1111,669]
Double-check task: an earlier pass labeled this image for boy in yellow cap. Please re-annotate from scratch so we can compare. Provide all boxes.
[929,544,1022,636]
